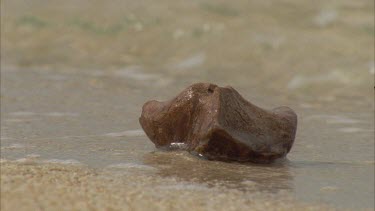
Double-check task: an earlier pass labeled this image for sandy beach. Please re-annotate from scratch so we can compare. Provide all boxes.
[1,0,373,210]
[1,160,342,211]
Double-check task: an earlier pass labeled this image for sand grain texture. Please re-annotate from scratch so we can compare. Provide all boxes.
[0,162,337,211]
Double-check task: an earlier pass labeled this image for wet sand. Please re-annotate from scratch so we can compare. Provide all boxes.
[1,161,338,211]
[1,65,373,210]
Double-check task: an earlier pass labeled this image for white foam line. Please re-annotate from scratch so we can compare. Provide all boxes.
[5,118,39,123]
[104,130,145,137]
[1,143,25,150]
[9,111,36,116]
[8,111,79,117]
[107,163,156,170]
[43,159,81,165]
[44,112,79,117]
[4,130,146,141]
[306,115,360,124]
[337,127,374,133]
[0,137,17,140]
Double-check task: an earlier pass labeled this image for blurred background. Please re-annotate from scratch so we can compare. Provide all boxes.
[2,0,374,101]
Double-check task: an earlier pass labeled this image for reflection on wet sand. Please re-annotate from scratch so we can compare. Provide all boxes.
[1,0,373,209]
[143,150,293,193]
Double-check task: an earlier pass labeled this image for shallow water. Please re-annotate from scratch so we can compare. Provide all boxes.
[1,66,373,209]
[1,0,374,210]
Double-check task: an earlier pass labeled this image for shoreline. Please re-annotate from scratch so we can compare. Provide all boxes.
[1,161,342,211]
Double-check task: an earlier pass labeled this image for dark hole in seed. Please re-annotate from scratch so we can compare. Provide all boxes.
[208,87,214,93]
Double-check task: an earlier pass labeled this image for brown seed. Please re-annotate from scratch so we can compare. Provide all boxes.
[139,83,297,163]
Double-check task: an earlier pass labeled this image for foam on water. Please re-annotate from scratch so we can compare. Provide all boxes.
[44,112,79,117]
[104,130,145,137]
[156,184,209,191]
[114,66,160,81]
[26,154,41,158]
[45,74,68,81]
[5,118,39,123]
[287,71,351,89]
[337,127,372,133]
[320,186,339,192]
[43,159,82,165]
[306,114,360,124]
[169,142,189,150]
[9,111,36,116]
[106,163,156,171]
[313,9,338,27]
[368,61,374,74]
[173,52,206,70]
[8,111,79,117]
[326,117,360,124]
[15,158,36,164]
[1,143,25,150]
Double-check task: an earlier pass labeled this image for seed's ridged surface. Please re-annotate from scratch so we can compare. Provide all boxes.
[139,83,297,163]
